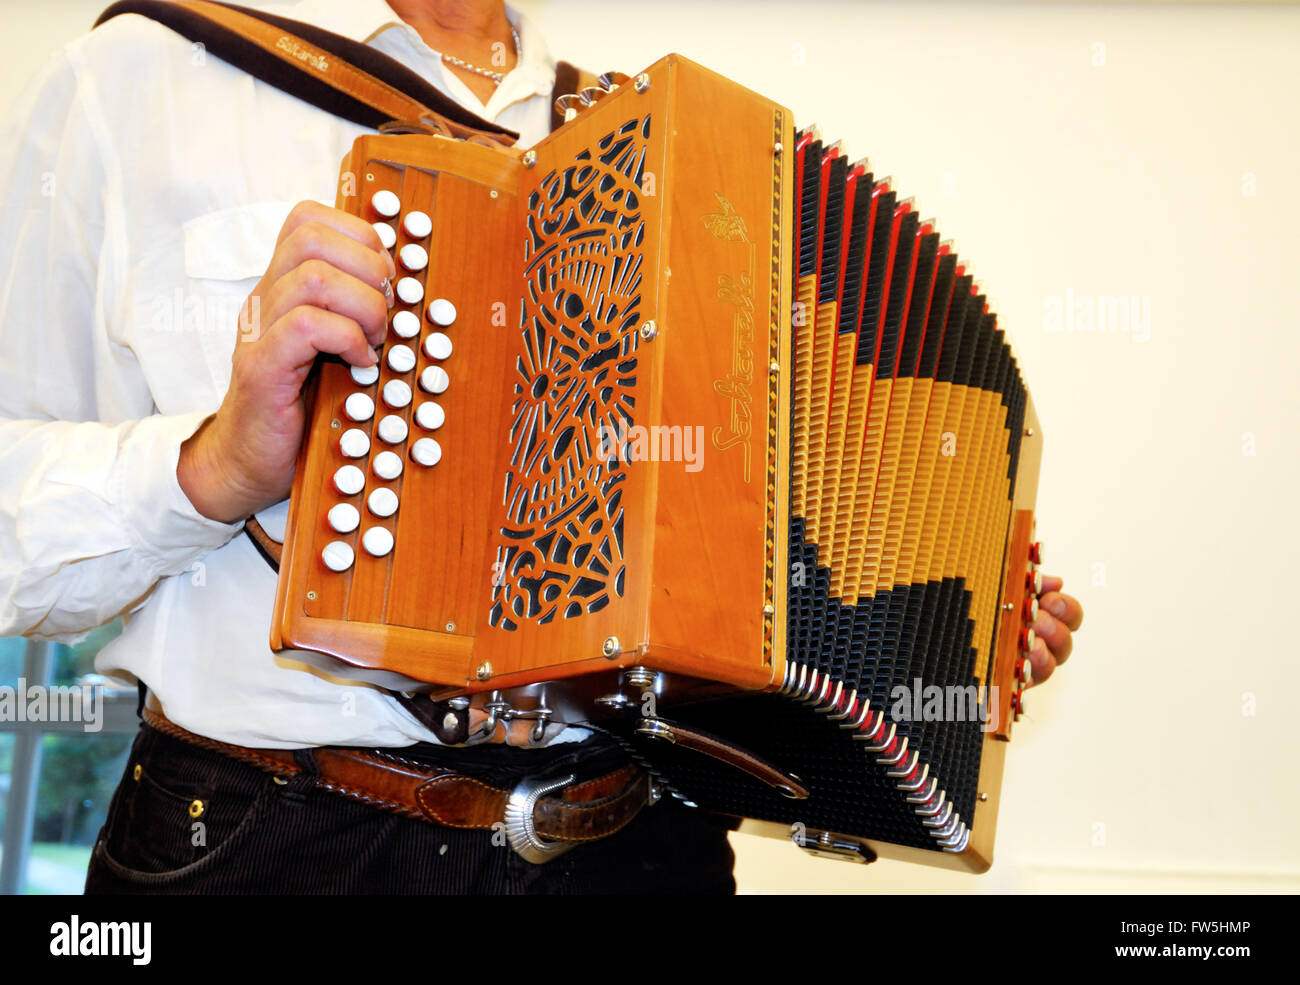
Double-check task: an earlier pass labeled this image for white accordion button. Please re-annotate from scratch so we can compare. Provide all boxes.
[321,540,355,572]
[410,437,442,467]
[415,401,445,430]
[419,365,449,394]
[333,464,365,496]
[327,502,361,534]
[362,526,395,557]
[367,486,399,518]
[391,310,420,339]
[403,210,432,240]
[339,428,370,458]
[427,298,456,326]
[377,414,408,445]
[372,221,397,251]
[350,363,379,386]
[370,190,400,218]
[373,450,403,480]
[423,332,452,361]
[395,277,424,305]
[344,392,374,422]
[382,379,412,409]
[387,344,417,374]
[399,243,428,272]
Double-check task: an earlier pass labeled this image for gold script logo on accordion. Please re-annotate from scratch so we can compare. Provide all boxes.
[275,35,329,73]
[703,194,756,484]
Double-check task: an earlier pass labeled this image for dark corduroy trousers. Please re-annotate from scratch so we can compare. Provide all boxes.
[84,721,736,894]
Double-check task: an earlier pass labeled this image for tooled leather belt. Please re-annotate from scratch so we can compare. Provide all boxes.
[141,699,654,863]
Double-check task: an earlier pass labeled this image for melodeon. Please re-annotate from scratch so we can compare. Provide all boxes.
[270,55,1044,871]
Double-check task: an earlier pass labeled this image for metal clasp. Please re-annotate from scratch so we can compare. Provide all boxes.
[798,829,877,864]
[472,690,508,740]
[471,686,556,744]
[502,773,576,864]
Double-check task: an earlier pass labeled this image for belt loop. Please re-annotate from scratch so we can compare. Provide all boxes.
[280,748,320,804]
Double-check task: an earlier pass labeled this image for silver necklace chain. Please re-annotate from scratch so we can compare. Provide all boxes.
[440,26,521,85]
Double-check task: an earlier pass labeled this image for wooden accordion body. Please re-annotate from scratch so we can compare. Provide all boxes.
[271,55,1044,871]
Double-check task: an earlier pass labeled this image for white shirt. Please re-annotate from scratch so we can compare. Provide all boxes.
[0,0,583,748]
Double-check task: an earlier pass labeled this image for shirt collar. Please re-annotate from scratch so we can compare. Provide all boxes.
[503,5,557,97]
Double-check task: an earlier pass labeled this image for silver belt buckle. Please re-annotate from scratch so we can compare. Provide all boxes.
[502,773,576,864]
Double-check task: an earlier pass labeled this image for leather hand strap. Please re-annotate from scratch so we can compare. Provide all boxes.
[637,718,810,799]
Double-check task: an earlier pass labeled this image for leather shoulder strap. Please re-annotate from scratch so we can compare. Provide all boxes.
[95,0,517,143]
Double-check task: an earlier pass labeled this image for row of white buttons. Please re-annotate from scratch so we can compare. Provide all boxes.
[343,380,412,416]
[327,485,399,531]
[338,403,442,459]
[373,212,433,249]
[385,308,457,343]
[330,439,440,495]
[379,340,452,376]
[322,528,394,570]
[340,420,405,455]
[372,192,433,235]
[343,377,447,424]
[371,191,432,227]
[322,193,444,571]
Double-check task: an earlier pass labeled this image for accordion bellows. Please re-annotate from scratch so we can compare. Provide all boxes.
[271,54,1043,870]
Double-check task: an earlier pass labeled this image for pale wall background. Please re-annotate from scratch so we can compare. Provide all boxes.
[2,0,1296,894]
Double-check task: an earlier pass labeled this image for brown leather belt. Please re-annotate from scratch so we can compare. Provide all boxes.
[141,701,652,861]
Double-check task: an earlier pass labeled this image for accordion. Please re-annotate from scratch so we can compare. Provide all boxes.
[270,55,1044,871]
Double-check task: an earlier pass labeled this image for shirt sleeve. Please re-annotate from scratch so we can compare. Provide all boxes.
[0,44,243,643]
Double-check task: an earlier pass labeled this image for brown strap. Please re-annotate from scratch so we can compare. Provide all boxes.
[638,718,810,799]
[141,701,650,841]
[243,516,282,570]
[96,0,516,144]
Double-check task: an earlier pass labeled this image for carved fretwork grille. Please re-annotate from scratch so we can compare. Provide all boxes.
[490,115,651,630]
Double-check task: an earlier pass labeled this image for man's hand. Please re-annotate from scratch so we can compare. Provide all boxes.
[178,201,397,524]
[1025,574,1083,687]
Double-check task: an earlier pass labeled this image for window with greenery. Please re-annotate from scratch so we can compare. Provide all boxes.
[0,623,137,894]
